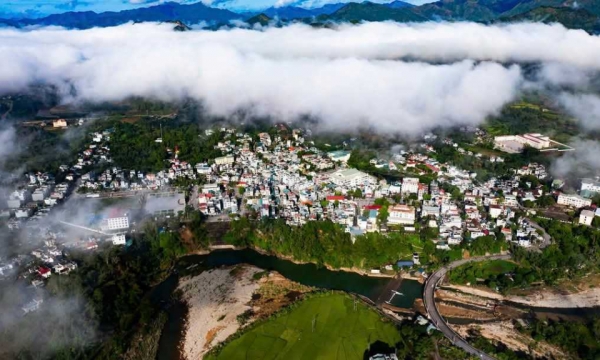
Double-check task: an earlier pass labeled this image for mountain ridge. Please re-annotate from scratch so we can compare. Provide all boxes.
[0,1,241,29]
[0,0,598,33]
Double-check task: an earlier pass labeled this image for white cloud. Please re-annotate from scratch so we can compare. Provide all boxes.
[274,0,296,8]
[1,22,600,134]
[558,93,600,130]
[551,140,600,179]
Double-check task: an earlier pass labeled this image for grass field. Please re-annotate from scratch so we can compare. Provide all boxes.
[206,293,401,360]
[449,260,517,285]
[479,260,516,275]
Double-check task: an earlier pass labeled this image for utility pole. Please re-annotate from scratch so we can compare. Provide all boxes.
[354,298,358,311]
[312,315,317,333]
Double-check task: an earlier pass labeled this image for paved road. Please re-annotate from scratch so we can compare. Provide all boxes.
[423,254,512,360]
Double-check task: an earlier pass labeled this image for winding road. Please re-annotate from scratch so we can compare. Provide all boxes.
[423,254,512,360]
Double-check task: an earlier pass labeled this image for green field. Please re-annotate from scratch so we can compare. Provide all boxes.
[206,293,401,360]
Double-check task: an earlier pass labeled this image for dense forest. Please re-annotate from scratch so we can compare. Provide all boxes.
[517,317,600,359]
[110,120,223,172]
[224,218,425,269]
[1,126,88,175]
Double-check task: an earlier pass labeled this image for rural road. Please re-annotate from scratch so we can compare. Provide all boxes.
[423,254,512,360]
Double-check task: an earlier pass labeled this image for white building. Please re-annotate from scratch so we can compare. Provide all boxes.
[421,204,440,218]
[15,208,32,218]
[327,150,351,164]
[53,119,68,128]
[111,234,127,245]
[489,205,503,219]
[103,216,129,231]
[494,133,551,153]
[401,177,419,194]
[387,205,416,225]
[330,169,375,187]
[195,163,212,175]
[580,210,595,226]
[557,193,592,208]
[503,195,518,207]
[581,178,600,197]
[214,155,235,165]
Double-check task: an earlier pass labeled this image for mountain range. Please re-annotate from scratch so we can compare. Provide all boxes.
[0,0,598,33]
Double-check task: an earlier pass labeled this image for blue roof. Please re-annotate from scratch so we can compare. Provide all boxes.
[369,209,378,218]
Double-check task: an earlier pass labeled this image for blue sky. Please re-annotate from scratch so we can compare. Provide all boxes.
[0,0,433,18]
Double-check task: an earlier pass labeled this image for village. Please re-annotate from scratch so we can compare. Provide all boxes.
[2,121,600,314]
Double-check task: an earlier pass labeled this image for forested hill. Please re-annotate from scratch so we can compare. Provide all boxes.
[0,2,241,29]
[316,0,600,31]
[1,0,599,33]
[499,6,600,33]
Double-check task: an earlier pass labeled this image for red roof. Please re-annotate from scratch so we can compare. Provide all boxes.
[363,205,382,210]
[326,195,345,201]
[38,266,50,275]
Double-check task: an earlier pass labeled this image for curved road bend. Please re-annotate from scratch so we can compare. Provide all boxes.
[423,255,512,360]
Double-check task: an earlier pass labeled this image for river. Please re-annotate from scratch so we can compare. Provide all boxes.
[155,248,424,360]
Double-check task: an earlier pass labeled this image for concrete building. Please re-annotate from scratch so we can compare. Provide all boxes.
[214,155,235,165]
[580,209,595,226]
[53,119,68,128]
[15,208,32,218]
[103,216,129,231]
[401,177,419,194]
[557,193,592,208]
[7,198,22,209]
[327,150,351,163]
[387,204,416,225]
[330,169,375,187]
[145,191,186,217]
[111,234,127,245]
[494,133,551,153]
[421,204,440,218]
[581,178,600,198]
[503,195,518,207]
[489,205,503,219]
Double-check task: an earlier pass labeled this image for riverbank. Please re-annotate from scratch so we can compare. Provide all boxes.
[177,264,314,360]
[445,284,600,308]
[186,245,397,278]
[454,321,569,359]
[249,246,395,278]
[178,265,262,360]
